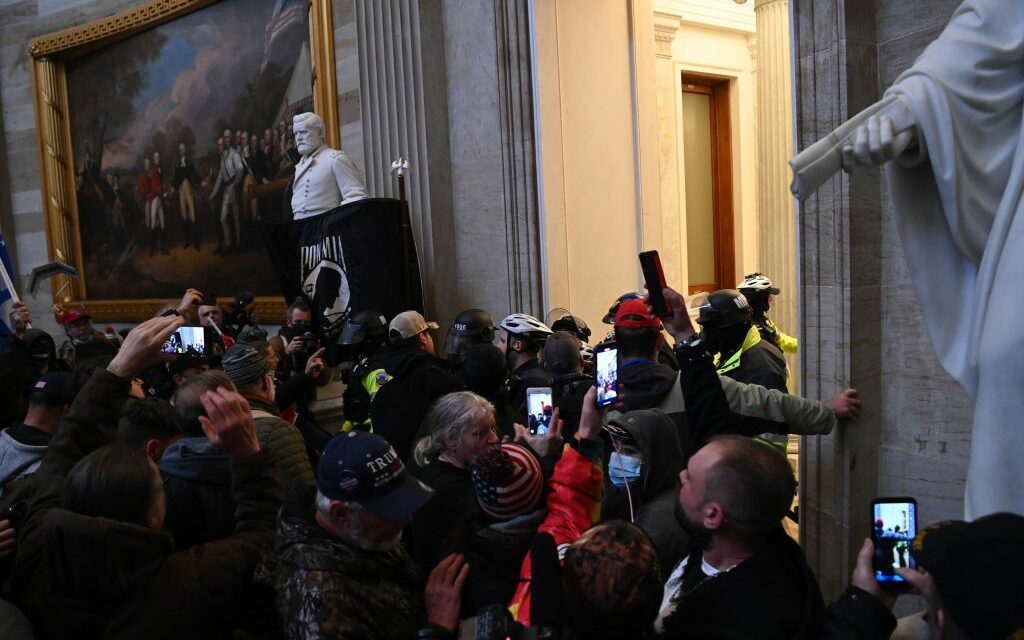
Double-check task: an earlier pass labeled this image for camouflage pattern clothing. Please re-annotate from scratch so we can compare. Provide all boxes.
[262,495,426,640]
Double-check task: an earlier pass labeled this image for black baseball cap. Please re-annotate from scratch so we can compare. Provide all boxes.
[28,372,73,406]
[316,431,434,520]
[910,513,1024,639]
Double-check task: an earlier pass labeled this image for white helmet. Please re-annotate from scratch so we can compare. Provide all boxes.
[500,313,552,339]
[737,272,780,295]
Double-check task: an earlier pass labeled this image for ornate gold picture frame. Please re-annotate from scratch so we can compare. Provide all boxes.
[30,0,339,323]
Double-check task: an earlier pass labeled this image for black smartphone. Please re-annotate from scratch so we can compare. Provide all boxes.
[594,342,619,407]
[526,387,554,435]
[639,250,672,317]
[163,325,208,356]
[871,497,918,583]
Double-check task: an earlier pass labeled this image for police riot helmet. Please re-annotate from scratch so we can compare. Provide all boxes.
[602,292,643,325]
[696,289,753,329]
[547,308,592,342]
[339,309,389,349]
[445,308,496,362]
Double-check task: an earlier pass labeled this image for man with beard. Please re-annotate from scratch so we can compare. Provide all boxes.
[655,435,825,639]
[266,430,436,640]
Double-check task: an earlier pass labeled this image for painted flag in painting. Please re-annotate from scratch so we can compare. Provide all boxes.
[259,198,423,359]
[0,233,17,338]
[261,0,306,72]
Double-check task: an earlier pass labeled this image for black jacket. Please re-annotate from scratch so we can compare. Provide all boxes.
[371,346,462,460]
[618,359,694,457]
[411,460,486,573]
[722,340,788,393]
[659,527,825,640]
[507,358,551,419]
[159,436,235,549]
[10,369,282,639]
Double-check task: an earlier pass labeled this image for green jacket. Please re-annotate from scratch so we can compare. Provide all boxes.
[248,397,316,494]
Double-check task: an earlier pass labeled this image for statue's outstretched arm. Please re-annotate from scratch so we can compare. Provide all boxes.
[790,95,925,201]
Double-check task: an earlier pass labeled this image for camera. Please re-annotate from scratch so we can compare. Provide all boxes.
[224,291,256,336]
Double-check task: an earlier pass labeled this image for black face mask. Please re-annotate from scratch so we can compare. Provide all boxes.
[287,321,309,340]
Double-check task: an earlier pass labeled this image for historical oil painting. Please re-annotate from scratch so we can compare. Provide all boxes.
[67,0,311,301]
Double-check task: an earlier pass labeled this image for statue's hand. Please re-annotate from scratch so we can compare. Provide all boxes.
[841,114,916,172]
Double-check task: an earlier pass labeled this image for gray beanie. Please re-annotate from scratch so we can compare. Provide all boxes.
[222,344,270,387]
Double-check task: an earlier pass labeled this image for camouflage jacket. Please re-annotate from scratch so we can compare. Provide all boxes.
[262,499,426,640]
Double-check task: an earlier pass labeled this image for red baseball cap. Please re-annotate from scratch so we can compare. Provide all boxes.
[614,298,662,329]
[59,307,91,326]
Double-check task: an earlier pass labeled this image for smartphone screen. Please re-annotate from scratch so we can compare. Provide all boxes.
[526,387,554,435]
[871,497,917,582]
[164,326,207,356]
[594,343,619,407]
[639,250,672,317]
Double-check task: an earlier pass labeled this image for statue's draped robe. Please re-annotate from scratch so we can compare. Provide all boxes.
[885,0,1024,517]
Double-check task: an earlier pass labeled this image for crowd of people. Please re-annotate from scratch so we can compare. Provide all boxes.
[0,274,1019,640]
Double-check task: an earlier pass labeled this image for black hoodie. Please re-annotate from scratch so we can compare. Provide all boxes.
[617,359,694,457]
[370,345,462,460]
[601,408,689,579]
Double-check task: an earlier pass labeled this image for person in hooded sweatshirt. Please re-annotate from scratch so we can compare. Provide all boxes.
[159,370,238,549]
[0,372,73,497]
[600,409,688,580]
[613,300,692,453]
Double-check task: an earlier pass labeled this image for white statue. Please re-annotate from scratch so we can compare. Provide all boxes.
[791,0,1024,519]
[290,112,368,219]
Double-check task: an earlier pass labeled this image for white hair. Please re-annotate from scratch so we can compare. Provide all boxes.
[314,489,362,516]
[293,112,325,135]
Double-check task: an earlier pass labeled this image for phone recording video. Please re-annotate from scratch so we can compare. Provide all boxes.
[594,342,619,407]
[526,387,554,436]
[871,497,917,583]
[163,326,207,356]
[639,250,673,317]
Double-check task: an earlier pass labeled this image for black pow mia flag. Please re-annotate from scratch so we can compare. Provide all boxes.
[260,198,423,340]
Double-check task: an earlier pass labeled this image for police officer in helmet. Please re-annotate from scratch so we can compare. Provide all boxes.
[443,308,496,367]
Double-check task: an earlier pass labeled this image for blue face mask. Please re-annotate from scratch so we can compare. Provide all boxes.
[609,452,643,488]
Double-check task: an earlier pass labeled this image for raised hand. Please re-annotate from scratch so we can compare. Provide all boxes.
[107,314,185,379]
[198,387,260,459]
[513,408,565,458]
[425,553,471,632]
[578,387,607,442]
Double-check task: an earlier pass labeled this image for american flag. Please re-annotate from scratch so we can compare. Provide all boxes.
[260,0,305,72]
[0,233,16,338]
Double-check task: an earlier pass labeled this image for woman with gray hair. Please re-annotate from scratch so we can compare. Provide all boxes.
[411,391,498,572]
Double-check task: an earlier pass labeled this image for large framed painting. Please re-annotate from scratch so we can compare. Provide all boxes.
[29,0,340,322]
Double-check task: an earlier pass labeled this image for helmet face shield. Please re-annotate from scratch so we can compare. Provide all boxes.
[444,330,493,363]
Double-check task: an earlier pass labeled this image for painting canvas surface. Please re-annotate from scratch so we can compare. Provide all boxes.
[67,0,311,301]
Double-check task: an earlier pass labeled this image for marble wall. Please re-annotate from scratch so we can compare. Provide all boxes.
[0,0,144,336]
[793,0,972,599]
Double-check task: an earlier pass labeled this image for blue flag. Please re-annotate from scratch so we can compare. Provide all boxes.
[0,233,15,338]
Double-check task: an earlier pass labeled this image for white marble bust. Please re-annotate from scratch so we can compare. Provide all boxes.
[290,112,368,219]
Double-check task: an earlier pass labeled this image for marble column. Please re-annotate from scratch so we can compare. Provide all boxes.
[753,0,797,361]
[653,11,683,289]
[792,0,884,601]
[494,0,543,314]
[353,0,456,318]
